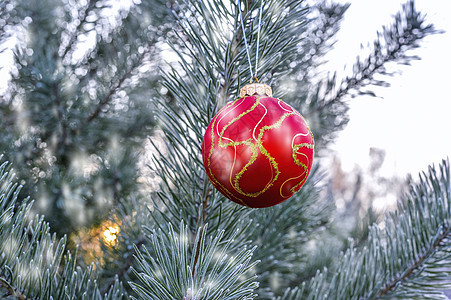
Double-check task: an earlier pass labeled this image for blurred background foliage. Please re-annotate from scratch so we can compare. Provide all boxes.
[0,0,175,237]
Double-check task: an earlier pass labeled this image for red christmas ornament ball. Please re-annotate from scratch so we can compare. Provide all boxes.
[202,83,314,208]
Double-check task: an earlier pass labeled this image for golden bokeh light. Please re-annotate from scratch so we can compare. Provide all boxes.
[103,223,120,246]
[70,218,123,266]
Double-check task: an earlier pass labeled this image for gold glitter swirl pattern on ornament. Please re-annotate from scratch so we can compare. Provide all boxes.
[206,95,314,203]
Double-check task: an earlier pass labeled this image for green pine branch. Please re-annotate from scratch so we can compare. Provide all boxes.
[250,167,333,298]
[0,157,126,299]
[130,222,259,299]
[284,159,451,299]
[131,1,325,298]
[304,0,439,149]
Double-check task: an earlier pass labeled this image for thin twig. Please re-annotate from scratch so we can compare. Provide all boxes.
[0,276,29,300]
[202,186,211,223]
[191,224,206,278]
[0,277,16,296]
[84,45,152,125]
[85,70,130,124]
[52,81,68,165]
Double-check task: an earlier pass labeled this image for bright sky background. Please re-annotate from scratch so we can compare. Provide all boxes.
[325,0,451,178]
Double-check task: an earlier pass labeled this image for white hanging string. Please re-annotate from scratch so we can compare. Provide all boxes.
[236,0,264,82]
[236,0,254,79]
[254,0,264,79]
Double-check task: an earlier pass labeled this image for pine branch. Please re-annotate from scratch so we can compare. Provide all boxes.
[130,222,259,300]
[292,159,451,299]
[0,158,127,299]
[85,64,134,124]
[375,225,450,298]
[250,166,333,298]
[143,1,315,297]
[301,0,440,150]
[81,4,162,126]
[308,0,438,116]
[84,33,157,125]
[2,0,170,236]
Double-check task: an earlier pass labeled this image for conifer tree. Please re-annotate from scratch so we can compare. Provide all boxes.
[1,0,450,299]
[0,0,172,236]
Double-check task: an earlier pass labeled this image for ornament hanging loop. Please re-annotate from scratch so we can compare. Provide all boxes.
[250,76,259,84]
